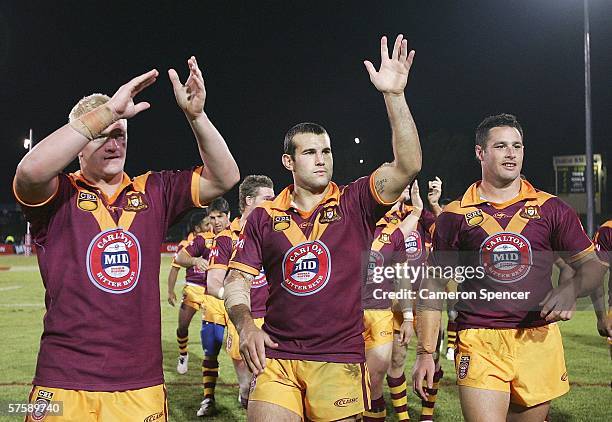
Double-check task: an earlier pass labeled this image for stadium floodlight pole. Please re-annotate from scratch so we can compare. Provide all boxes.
[23,129,33,256]
[584,0,595,236]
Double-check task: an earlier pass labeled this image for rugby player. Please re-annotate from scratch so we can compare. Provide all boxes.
[594,220,612,337]
[206,175,275,410]
[170,213,216,375]
[174,197,230,416]
[13,57,239,421]
[412,113,606,422]
[224,34,422,421]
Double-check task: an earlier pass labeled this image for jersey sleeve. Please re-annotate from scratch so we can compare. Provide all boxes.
[13,174,72,245]
[343,174,395,229]
[594,225,611,267]
[208,233,233,271]
[184,235,207,258]
[228,208,264,276]
[157,166,206,226]
[550,199,594,264]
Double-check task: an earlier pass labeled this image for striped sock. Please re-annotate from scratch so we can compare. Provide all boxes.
[177,335,188,355]
[420,368,443,421]
[446,321,458,351]
[202,355,219,399]
[386,373,410,421]
[363,396,386,421]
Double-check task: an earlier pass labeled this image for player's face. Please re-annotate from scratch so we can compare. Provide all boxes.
[283,132,333,192]
[79,120,128,181]
[209,211,229,235]
[476,126,524,185]
[251,187,275,207]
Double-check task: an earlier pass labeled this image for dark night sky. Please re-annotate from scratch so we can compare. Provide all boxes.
[1,1,611,216]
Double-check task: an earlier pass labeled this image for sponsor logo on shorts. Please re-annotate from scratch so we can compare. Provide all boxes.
[405,230,423,261]
[249,375,257,394]
[319,205,342,224]
[124,192,148,212]
[86,228,141,294]
[334,397,358,407]
[77,191,99,212]
[143,412,164,422]
[282,240,331,296]
[465,209,484,226]
[480,232,532,283]
[380,330,393,337]
[458,355,470,379]
[561,372,568,381]
[273,215,291,231]
[31,389,54,421]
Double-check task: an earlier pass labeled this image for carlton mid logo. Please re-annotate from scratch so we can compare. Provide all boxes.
[282,240,331,296]
[480,232,531,283]
[252,268,268,289]
[405,231,423,261]
[86,228,141,294]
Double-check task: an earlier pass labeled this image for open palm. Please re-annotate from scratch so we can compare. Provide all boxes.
[168,56,206,120]
[364,34,415,95]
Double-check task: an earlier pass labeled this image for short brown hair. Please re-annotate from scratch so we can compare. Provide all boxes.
[475,113,523,148]
[283,122,328,158]
[238,175,274,213]
[68,93,111,122]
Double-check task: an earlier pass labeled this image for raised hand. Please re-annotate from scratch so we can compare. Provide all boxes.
[168,56,206,120]
[107,69,159,119]
[428,176,442,205]
[411,180,424,212]
[364,34,415,95]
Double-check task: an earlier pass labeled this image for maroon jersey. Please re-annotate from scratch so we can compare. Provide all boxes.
[14,167,204,391]
[171,238,191,269]
[432,180,594,330]
[229,175,391,363]
[208,218,268,319]
[183,231,215,286]
[363,221,405,310]
[594,220,612,307]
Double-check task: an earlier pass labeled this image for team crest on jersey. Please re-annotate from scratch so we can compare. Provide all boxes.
[252,268,268,289]
[282,240,331,296]
[77,191,99,212]
[319,206,342,224]
[465,209,484,226]
[457,355,470,379]
[367,250,385,284]
[205,238,214,249]
[378,233,391,244]
[404,231,423,261]
[30,389,54,421]
[124,192,148,212]
[480,232,532,283]
[273,215,291,231]
[86,228,141,294]
[520,205,541,220]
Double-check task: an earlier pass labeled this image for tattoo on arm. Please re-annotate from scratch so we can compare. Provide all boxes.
[375,178,389,196]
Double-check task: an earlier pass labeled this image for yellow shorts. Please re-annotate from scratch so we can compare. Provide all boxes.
[250,358,370,422]
[363,309,394,351]
[455,323,569,407]
[181,284,206,311]
[226,317,264,361]
[25,384,166,422]
[201,293,228,326]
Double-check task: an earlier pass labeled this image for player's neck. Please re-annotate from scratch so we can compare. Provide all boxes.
[80,167,124,199]
[291,183,329,212]
[478,177,521,204]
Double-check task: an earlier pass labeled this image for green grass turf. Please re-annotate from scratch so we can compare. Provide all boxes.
[0,255,610,421]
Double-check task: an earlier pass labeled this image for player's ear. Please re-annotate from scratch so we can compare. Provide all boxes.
[282,154,294,171]
[475,144,484,162]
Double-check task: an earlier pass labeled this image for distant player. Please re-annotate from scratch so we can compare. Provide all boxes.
[174,197,230,416]
[413,113,606,422]
[224,34,422,421]
[594,220,612,338]
[206,175,275,410]
[169,214,216,375]
[13,58,239,420]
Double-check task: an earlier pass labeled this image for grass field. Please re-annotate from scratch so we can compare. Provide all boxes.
[0,255,610,421]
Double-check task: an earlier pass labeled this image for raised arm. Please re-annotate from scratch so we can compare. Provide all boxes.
[168,56,240,203]
[427,177,443,217]
[14,70,158,204]
[364,35,422,203]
